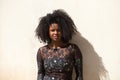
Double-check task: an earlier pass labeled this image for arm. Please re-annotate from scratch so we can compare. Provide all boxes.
[73,44,83,80]
[37,48,45,80]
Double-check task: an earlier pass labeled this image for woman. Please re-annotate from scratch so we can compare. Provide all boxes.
[35,9,83,80]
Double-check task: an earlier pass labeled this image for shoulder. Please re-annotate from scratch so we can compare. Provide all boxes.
[39,45,47,50]
[68,43,79,49]
[66,43,80,52]
[69,43,81,53]
[37,45,48,60]
[37,45,48,54]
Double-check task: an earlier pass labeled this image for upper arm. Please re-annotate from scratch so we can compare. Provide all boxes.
[37,48,45,73]
[73,44,83,80]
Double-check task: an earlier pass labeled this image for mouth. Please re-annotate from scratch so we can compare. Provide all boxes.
[54,36,58,38]
[53,35,60,39]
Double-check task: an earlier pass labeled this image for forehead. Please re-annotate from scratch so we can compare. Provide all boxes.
[49,23,59,29]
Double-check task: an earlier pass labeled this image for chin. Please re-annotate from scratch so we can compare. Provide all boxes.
[53,39,61,42]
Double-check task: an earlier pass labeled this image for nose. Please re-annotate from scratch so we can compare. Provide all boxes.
[54,30,58,34]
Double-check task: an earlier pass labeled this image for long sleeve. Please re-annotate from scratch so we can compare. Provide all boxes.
[37,48,45,80]
[73,45,83,80]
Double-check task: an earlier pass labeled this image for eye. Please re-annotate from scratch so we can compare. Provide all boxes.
[51,29,55,32]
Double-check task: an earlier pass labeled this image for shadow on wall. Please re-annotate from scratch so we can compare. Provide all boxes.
[70,32,110,80]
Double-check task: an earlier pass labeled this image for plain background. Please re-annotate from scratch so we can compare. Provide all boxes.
[0,0,120,80]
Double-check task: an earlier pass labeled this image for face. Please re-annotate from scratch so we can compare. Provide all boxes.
[49,23,62,42]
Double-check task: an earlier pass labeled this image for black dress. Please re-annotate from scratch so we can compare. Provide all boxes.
[37,43,83,80]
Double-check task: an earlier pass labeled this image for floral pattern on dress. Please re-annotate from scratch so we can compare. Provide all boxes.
[37,43,83,80]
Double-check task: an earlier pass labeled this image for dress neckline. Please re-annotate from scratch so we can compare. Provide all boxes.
[46,43,71,50]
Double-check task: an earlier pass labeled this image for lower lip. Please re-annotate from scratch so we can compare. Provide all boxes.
[54,36,59,39]
[54,37,58,38]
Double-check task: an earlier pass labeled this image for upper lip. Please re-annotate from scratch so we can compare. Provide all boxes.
[53,35,59,38]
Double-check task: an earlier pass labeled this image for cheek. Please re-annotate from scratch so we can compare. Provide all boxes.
[59,32,62,37]
[49,31,53,38]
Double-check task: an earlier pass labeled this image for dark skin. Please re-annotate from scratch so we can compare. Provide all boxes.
[48,23,65,49]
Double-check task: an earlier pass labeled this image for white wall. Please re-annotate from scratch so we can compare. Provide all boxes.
[0,0,120,80]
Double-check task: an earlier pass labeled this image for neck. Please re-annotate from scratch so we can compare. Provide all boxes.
[49,41,64,48]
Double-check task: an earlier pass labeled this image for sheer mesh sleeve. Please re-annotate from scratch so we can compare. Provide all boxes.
[73,44,83,80]
[37,48,45,80]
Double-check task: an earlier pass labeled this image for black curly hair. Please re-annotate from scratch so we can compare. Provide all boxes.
[35,9,78,44]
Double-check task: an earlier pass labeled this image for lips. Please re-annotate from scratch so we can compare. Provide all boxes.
[53,35,59,39]
[54,36,58,38]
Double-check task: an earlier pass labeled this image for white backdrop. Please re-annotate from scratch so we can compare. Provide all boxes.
[0,0,120,80]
